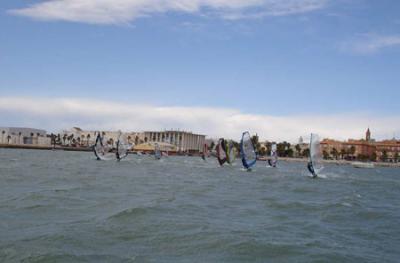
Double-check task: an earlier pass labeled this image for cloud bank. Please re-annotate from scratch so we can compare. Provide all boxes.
[0,97,399,143]
[9,0,328,25]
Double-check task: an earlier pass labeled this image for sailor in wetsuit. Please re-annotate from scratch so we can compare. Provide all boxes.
[268,159,276,168]
[307,161,317,178]
[94,133,102,161]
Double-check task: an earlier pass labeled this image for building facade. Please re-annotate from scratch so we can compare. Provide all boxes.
[142,130,206,152]
[0,127,50,146]
[61,128,206,152]
[321,129,399,162]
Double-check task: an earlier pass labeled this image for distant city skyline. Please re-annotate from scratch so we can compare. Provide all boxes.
[1,1,400,142]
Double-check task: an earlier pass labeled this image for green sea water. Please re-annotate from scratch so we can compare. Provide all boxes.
[0,149,399,262]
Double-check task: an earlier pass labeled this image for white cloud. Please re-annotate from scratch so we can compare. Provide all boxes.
[340,34,400,54]
[9,0,328,25]
[0,97,399,143]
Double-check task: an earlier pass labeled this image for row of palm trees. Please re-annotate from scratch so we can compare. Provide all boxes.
[52,133,143,148]
[51,133,93,147]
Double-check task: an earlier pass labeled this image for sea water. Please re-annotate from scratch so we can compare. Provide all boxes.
[0,149,399,262]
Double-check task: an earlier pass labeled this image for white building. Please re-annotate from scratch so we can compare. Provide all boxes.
[61,128,206,152]
[143,130,206,152]
[0,127,51,146]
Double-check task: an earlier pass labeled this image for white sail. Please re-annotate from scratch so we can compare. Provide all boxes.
[269,143,278,167]
[154,143,161,160]
[309,133,323,175]
[93,133,115,161]
[116,131,129,161]
[201,143,208,160]
[226,140,236,164]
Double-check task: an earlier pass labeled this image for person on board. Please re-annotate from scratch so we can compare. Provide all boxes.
[116,143,121,161]
[94,133,102,160]
[307,161,317,178]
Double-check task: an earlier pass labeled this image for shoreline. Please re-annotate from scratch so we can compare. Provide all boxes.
[1,144,399,168]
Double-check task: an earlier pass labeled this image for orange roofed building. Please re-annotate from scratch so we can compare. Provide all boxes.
[320,128,399,162]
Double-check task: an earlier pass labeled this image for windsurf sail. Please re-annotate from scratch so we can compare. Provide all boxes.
[116,131,129,161]
[93,132,114,161]
[216,138,227,166]
[308,133,323,178]
[240,132,257,170]
[268,143,278,167]
[201,143,208,160]
[226,140,236,165]
[154,143,161,160]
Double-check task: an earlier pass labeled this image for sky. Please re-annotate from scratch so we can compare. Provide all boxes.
[0,0,400,142]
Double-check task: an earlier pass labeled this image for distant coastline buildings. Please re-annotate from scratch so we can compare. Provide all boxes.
[1,126,399,162]
[0,127,50,146]
[142,130,205,153]
[62,127,206,153]
[321,128,400,162]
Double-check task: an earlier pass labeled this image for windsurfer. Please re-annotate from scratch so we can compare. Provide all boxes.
[307,161,317,178]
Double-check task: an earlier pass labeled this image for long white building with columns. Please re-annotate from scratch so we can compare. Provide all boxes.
[143,130,206,152]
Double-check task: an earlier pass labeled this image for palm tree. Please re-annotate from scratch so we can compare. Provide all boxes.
[18,132,22,144]
[394,152,399,163]
[323,150,329,160]
[295,144,301,157]
[1,130,5,144]
[30,133,34,145]
[86,134,91,146]
[251,135,259,147]
[7,135,11,144]
[209,141,215,151]
[50,133,54,146]
[349,146,356,156]
[330,148,339,160]
[302,148,310,158]
[68,134,74,146]
[340,148,346,160]
[381,150,388,162]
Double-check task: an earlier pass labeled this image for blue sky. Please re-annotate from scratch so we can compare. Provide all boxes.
[1,0,400,141]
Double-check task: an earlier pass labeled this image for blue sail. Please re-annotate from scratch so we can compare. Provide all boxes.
[240,131,257,169]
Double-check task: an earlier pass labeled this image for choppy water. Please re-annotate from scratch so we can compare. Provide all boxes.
[0,149,399,262]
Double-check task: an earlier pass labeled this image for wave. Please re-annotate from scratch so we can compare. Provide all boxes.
[18,253,132,263]
[106,205,163,221]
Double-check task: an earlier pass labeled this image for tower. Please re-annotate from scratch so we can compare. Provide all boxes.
[366,128,371,142]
